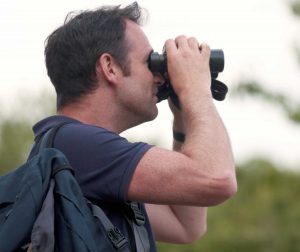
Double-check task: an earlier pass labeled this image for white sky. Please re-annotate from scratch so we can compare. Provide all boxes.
[0,0,300,169]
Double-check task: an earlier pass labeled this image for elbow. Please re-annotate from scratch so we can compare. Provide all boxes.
[208,171,238,206]
[221,174,238,199]
[217,175,238,203]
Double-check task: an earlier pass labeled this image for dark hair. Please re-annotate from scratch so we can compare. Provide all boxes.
[44,2,144,109]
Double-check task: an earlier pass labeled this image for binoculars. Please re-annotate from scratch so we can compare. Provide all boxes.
[148,49,228,108]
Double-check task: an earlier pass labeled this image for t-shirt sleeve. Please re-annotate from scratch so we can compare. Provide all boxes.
[55,123,152,203]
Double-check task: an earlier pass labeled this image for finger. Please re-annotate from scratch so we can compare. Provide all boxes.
[174,35,189,49]
[199,42,211,57]
[164,39,177,54]
[187,37,199,50]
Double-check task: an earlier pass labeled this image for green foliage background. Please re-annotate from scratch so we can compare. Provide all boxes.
[0,91,55,175]
[158,160,300,252]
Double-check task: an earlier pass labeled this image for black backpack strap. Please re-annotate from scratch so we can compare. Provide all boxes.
[100,201,150,252]
[38,122,75,177]
[38,122,71,152]
[87,200,129,251]
[123,202,150,252]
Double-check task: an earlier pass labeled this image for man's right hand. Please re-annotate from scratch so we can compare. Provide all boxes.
[164,36,212,110]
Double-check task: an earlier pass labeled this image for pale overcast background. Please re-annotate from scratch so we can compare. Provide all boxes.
[1,0,300,169]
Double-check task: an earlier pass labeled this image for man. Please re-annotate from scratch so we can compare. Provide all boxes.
[32,2,237,251]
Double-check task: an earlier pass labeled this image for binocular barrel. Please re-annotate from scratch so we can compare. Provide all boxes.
[148,49,225,76]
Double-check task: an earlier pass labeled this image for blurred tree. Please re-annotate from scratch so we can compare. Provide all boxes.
[0,118,32,175]
[232,0,300,123]
[291,0,300,16]
[232,81,300,123]
[0,90,55,175]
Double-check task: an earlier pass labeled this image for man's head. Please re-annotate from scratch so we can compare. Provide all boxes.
[45,2,143,110]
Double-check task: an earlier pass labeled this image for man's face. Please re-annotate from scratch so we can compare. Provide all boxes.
[117,20,164,125]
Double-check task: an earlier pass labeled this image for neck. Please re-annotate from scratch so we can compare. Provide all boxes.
[57,93,126,134]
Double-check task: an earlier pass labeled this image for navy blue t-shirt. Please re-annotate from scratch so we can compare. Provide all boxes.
[31,115,156,251]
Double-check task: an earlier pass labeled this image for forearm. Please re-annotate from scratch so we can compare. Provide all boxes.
[170,134,208,243]
[172,93,235,186]
[169,204,207,243]
[181,95,235,179]
[165,38,236,190]
[146,203,207,243]
[167,84,237,208]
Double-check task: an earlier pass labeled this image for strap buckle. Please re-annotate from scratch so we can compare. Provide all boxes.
[107,227,128,250]
[130,202,145,226]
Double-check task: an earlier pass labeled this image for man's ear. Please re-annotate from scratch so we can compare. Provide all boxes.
[95,53,122,85]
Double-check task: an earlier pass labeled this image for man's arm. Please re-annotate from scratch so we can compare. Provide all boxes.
[145,99,207,244]
[127,36,237,242]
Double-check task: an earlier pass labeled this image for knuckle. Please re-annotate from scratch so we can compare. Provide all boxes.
[201,43,211,52]
[176,34,187,40]
[188,36,197,43]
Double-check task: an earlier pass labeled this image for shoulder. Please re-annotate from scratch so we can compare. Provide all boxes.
[59,122,120,141]
[55,122,153,202]
[57,122,150,151]
[55,122,153,175]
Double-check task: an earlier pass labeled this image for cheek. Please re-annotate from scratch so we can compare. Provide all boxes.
[145,68,154,80]
[143,70,155,90]
[126,66,154,98]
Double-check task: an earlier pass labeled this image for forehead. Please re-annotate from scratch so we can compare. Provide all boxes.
[125,20,152,56]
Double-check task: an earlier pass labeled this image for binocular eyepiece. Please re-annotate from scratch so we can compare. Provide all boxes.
[147,49,228,106]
